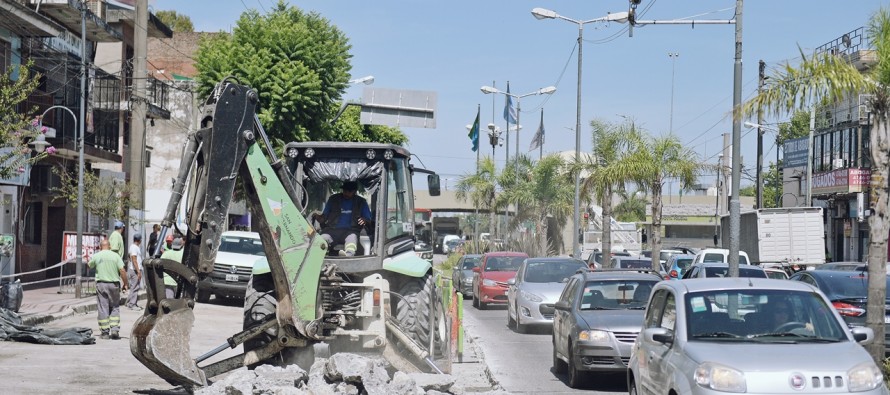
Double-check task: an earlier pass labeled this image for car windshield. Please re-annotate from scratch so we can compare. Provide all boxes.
[684,289,848,342]
[659,251,677,262]
[523,260,585,283]
[618,260,651,269]
[219,236,265,256]
[485,256,525,271]
[580,279,659,310]
[703,267,767,278]
[461,257,480,270]
[702,253,725,262]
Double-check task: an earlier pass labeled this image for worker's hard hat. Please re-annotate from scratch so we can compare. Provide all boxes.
[166,234,174,242]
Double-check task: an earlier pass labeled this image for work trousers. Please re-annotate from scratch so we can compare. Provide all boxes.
[321,228,359,255]
[126,267,142,308]
[96,282,121,333]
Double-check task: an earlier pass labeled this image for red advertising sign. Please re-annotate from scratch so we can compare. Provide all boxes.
[812,168,871,195]
[62,232,105,264]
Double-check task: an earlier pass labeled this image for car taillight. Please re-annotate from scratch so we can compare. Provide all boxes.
[833,301,866,317]
[670,270,678,278]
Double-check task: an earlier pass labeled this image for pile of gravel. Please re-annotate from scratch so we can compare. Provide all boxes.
[196,353,476,395]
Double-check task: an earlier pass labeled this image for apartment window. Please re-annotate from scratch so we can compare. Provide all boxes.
[24,202,43,245]
[813,136,823,172]
[0,39,10,74]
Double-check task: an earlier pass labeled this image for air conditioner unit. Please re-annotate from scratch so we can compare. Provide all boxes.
[833,158,846,169]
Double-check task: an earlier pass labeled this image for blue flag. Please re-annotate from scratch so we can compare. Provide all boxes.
[503,82,517,125]
[468,107,480,152]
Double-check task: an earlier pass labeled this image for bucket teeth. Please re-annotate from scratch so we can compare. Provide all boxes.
[130,308,206,387]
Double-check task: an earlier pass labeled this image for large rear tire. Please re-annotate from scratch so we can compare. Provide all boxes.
[395,274,446,354]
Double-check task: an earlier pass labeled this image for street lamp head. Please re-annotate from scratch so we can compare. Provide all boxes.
[531,7,557,20]
[349,75,374,85]
[487,123,497,131]
[29,133,50,153]
[538,86,557,95]
[743,121,761,128]
[480,86,499,94]
[605,11,630,23]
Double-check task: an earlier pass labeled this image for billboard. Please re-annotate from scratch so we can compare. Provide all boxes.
[783,137,809,168]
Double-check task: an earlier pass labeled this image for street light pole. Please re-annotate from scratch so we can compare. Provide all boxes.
[668,52,679,134]
[39,105,82,298]
[531,8,628,258]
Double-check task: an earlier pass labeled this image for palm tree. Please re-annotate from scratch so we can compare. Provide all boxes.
[742,9,889,362]
[498,154,536,240]
[501,154,574,255]
[627,133,702,272]
[576,120,640,267]
[614,189,648,222]
[455,157,501,240]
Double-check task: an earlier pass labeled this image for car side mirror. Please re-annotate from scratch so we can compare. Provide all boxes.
[554,300,571,311]
[427,175,441,196]
[472,267,481,273]
[850,326,874,344]
[642,327,673,345]
[507,277,516,286]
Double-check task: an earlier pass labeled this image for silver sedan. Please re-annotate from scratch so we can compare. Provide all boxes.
[506,257,586,333]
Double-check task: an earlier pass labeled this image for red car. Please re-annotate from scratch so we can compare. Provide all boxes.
[472,251,528,309]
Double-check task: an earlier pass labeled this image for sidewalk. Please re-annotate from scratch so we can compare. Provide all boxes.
[17,286,142,326]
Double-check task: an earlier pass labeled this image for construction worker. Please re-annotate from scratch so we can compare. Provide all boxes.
[126,234,143,310]
[160,236,184,299]
[88,240,128,340]
[109,221,126,265]
[313,181,370,257]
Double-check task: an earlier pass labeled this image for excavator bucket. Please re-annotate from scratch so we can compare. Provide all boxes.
[130,308,206,388]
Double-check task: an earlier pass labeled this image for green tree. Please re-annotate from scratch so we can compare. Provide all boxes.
[743,9,890,362]
[627,133,702,272]
[613,190,648,222]
[328,104,407,145]
[455,157,500,239]
[576,119,640,265]
[51,165,140,230]
[739,185,755,197]
[195,2,399,144]
[155,10,194,32]
[500,154,574,255]
[0,63,52,179]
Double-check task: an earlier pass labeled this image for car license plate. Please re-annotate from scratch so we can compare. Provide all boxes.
[226,274,239,282]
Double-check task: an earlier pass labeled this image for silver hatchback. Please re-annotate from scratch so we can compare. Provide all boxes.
[506,257,585,333]
[628,278,886,395]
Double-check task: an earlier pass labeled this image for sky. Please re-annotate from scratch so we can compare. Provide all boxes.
[153,0,887,191]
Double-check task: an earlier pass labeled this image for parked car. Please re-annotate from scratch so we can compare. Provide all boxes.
[680,262,767,279]
[763,267,789,280]
[586,250,631,269]
[452,254,482,296]
[817,261,868,271]
[196,231,266,303]
[641,249,685,265]
[666,254,695,280]
[612,256,669,279]
[628,278,885,395]
[692,248,751,265]
[506,257,586,333]
[552,269,662,388]
[472,251,528,309]
[788,270,890,355]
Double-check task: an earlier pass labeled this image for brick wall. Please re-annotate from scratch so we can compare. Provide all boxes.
[148,32,220,80]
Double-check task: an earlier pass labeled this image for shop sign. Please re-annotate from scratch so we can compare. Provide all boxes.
[812,168,872,195]
[783,137,809,168]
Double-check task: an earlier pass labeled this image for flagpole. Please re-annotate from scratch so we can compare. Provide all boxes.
[475,103,480,244]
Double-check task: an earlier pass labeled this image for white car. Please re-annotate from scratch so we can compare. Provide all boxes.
[195,231,266,302]
[628,278,886,394]
[692,248,751,266]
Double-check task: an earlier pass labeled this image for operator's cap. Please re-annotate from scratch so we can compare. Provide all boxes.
[342,181,358,191]
[133,233,142,241]
[114,220,125,229]
[171,238,183,250]
[252,257,271,275]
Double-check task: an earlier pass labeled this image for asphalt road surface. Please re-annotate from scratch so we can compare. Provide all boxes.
[461,299,629,394]
[0,297,245,394]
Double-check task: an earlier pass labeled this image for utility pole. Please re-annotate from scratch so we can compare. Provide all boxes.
[755,60,765,209]
[131,0,148,235]
[75,1,87,299]
[727,0,743,277]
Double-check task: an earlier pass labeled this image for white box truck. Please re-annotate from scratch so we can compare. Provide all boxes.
[721,207,825,266]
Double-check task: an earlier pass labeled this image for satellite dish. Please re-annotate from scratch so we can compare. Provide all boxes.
[842,34,852,48]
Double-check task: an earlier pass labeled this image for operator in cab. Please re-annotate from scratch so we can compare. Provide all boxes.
[313,181,371,257]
